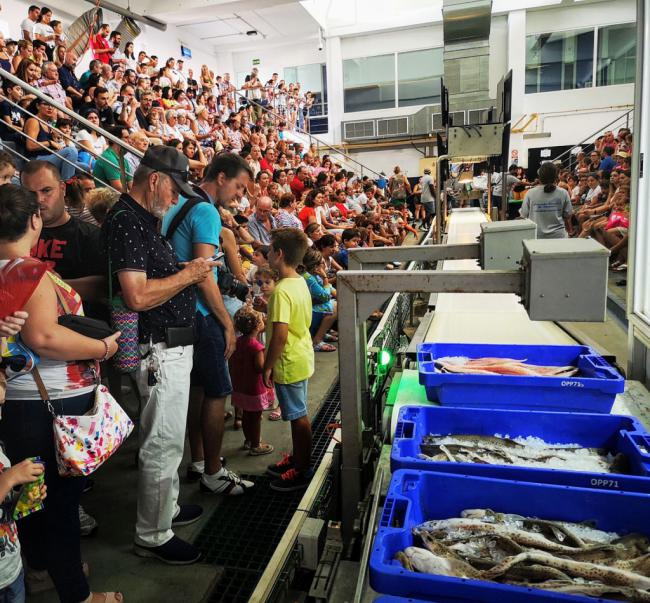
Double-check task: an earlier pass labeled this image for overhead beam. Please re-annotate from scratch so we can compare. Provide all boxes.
[136,0,302,22]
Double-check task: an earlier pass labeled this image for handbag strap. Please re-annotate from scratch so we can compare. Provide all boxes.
[32,367,58,417]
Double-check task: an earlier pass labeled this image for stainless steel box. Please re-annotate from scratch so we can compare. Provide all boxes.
[480,219,537,270]
[521,238,610,322]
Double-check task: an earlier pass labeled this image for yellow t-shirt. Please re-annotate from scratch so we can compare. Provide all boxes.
[266,276,314,384]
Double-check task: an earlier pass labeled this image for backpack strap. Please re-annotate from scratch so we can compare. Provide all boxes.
[163,186,211,242]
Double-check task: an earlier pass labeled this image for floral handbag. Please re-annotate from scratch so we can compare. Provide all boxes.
[32,368,134,477]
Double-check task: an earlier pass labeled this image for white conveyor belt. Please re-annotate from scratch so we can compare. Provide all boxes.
[425,208,574,345]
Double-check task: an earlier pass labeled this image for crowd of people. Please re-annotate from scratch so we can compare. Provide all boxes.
[0,7,429,603]
[492,128,632,271]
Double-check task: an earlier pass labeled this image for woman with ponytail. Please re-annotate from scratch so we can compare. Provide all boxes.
[520,162,573,238]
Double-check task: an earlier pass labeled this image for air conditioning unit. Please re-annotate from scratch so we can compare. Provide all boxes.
[467,108,492,125]
[343,120,376,140]
[450,111,466,126]
[432,111,466,131]
[376,117,409,137]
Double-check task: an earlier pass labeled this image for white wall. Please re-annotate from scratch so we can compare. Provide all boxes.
[507,0,636,166]
[347,147,423,177]
[231,42,325,85]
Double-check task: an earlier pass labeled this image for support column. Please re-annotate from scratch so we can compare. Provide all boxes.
[507,10,527,166]
[325,35,344,144]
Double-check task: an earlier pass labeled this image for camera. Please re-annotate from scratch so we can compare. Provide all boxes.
[218,270,249,302]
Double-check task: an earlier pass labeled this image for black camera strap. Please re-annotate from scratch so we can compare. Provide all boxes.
[164,185,210,241]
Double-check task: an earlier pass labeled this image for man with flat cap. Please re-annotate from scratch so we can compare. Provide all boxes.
[103,146,215,565]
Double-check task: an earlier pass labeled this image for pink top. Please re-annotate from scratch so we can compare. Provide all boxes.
[229,336,272,397]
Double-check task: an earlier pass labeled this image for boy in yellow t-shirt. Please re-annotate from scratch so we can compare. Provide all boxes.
[263,229,314,492]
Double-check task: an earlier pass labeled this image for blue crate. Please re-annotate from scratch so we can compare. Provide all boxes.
[370,470,650,603]
[417,343,625,413]
[375,597,437,603]
[391,405,650,493]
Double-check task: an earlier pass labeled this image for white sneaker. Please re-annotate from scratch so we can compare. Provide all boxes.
[79,505,98,536]
[199,467,254,496]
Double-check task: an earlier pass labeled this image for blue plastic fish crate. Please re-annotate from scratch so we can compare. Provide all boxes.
[417,343,625,413]
[370,470,650,603]
[391,405,650,493]
[375,597,437,602]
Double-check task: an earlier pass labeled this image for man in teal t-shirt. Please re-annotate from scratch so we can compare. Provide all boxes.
[92,127,133,190]
[161,152,254,497]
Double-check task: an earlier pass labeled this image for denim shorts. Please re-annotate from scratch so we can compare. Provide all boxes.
[191,312,233,398]
[275,380,308,422]
[0,568,25,603]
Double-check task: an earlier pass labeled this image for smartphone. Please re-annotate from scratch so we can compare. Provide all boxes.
[210,251,225,262]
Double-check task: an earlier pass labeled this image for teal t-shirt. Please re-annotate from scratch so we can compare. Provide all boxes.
[161,195,221,316]
[92,147,132,188]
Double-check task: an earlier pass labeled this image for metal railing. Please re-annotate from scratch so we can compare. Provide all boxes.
[551,108,634,171]
[0,67,145,192]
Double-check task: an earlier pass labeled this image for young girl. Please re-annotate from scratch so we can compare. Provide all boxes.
[251,263,276,317]
[228,306,275,455]
[300,249,338,353]
[246,245,270,298]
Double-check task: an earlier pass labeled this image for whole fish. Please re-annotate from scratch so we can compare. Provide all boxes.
[511,580,650,603]
[396,547,478,578]
[418,518,583,553]
[481,551,650,589]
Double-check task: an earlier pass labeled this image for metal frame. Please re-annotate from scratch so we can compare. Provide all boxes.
[347,243,479,271]
[337,239,525,545]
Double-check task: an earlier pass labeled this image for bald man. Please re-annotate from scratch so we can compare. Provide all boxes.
[247,196,277,247]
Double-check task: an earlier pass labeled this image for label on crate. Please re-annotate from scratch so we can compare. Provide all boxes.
[590,478,620,489]
[561,381,585,387]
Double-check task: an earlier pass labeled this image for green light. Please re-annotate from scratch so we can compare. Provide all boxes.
[378,349,393,368]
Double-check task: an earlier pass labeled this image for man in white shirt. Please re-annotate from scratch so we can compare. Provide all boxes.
[171,59,187,88]
[21,5,39,41]
[109,31,127,68]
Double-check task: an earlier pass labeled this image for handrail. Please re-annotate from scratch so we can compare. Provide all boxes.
[2,97,120,192]
[233,89,382,178]
[551,109,633,165]
[0,66,144,159]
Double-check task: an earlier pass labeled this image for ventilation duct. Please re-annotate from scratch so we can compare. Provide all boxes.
[65,7,103,61]
[83,0,167,32]
[442,0,492,109]
[114,17,142,51]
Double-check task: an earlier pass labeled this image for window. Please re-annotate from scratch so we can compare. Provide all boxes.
[283,63,328,116]
[597,24,636,86]
[397,48,443,107]
[525,29,594,93]
[343,54,396,112]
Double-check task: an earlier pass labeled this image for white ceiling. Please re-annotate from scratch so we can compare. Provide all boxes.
[132,0,320,52]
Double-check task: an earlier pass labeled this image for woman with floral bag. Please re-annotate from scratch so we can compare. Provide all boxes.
[0,184,124,603]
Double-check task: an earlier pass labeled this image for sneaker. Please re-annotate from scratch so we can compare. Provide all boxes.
[266,454,294,477]
[186,457,227,482]
[171,504,203,527]
[134,536,203,565]
[199,467,254,496]
[79,505,98,537]
[269,468,313,492]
